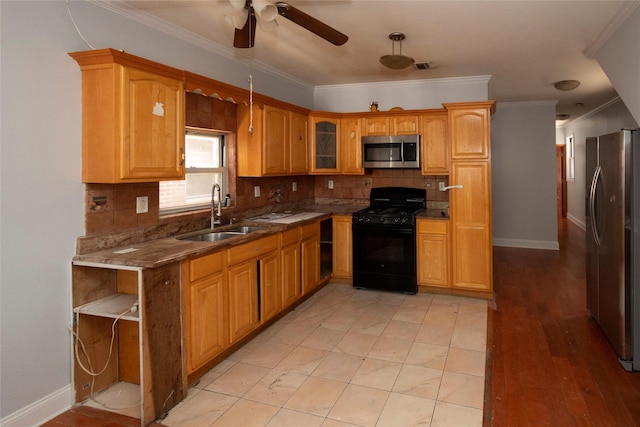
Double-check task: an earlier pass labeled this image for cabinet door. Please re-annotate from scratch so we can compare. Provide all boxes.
[186,273,227,372]
[263,105,289,175]
[310,116,340,174]
[281,243,301,308]
[228,261,259,343]
[340,117,363,175]
[301,222,321,295]
[122,67,185,181]
[450,161,492,291]
[448,107,490,159]
[332,215,352,278]
[260,252,281,323]
[289,112,309,174]
[421,112,449,175]
[393,115,420,135]
[363,116,390,136]
[417,220,449,288]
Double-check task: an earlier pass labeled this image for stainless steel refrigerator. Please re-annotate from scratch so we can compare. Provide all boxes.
[586,129,640,371]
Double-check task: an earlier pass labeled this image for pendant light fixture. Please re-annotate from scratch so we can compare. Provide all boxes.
[380,32,414,69]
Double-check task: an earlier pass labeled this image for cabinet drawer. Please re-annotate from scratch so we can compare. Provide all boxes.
[281,227,299,247]
[228,235,278,265]
[300,221,320,240]
[189,251,224,282]
[417,220,448,235]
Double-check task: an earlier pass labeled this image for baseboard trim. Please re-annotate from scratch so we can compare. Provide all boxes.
[0,385,72,427]
[493,238,560,250]
[566,214,586,230]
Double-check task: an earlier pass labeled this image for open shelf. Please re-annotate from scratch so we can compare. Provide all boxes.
[74,293,139,322]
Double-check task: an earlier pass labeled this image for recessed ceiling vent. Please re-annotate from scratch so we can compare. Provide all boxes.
[413,61,438,70]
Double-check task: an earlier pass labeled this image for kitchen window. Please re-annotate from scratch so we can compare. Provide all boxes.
[160,129,227,213]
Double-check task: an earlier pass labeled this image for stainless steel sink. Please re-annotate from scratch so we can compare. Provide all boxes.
[225,226,266,234]
[178,232,239,242]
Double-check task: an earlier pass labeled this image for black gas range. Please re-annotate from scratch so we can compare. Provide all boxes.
[352,187,426,294]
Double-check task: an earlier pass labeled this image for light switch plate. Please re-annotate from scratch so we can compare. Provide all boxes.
[136,196,148,213]
[254,186,261,197]
[292,181,297,192]
[328,179,334,189]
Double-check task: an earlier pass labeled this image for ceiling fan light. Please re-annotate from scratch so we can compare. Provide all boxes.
[257,15,278,31]
[253,0,278,21]
[225,8,249,29]
[229,0,246,11]
[380,54,414,69]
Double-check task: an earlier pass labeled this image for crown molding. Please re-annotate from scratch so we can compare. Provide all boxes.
[583,1,640,58]
[315,75,492,91]
[86,0,314,89]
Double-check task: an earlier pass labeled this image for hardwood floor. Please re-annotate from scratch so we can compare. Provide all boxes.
[485,218,640,426]
[43,218,640,426]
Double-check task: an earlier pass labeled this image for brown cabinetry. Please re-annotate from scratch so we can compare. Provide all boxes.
[332,215,352,279]
[237,104,309,176]
[184,251,228,374]
[280,228,301,308]
[362,114,419,136]
[444,101,495,294]
[310,114,340,174]
[417,219,449,288]
[340,117,364,175]
[421,111,449,175]
[69,49,185,183]
[301,222,321,294]
[227,235,279,342]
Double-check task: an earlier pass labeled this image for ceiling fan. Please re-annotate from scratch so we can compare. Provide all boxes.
[226,0,348,48]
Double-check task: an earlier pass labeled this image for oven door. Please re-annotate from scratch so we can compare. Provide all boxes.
[352,223,417,294]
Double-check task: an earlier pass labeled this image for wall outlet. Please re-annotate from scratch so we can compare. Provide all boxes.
[328,179,334,189]
[254,186,261,197]
[292,181,297,192]
[438,182,446,191]
[363,178,372,187]
[136,196,148,213]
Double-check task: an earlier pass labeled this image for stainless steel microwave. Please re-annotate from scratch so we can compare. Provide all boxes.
[362,134,420,169]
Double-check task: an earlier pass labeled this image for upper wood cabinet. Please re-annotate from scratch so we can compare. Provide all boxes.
[237,104,309,176]
[445,102,494,160]
[340,117,363,175]
[310,114,341,174]
[421,111,449,175]
[362,114,419,136]
[69,49,185,183]
[289,112,309,174]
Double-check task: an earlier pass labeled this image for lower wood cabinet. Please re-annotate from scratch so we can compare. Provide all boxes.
[301,222,321,294]
[227,260,260,343]
[332,215,352,279]
[280,228,301,308]
[417,219,449,288]
[184,251,228,374]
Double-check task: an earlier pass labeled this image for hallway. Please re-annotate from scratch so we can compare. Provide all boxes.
[486,218,640,426]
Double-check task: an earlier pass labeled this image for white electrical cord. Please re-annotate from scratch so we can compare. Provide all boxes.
[70,306,140,410]
[66,0,96,50]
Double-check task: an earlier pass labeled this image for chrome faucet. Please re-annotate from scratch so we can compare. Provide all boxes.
[211,183,222,228]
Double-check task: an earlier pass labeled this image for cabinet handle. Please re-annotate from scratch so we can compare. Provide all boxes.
[179,148,185,166]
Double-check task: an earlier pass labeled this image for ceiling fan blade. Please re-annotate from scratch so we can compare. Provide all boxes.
[233,12,256,48]
[275,2,348,46]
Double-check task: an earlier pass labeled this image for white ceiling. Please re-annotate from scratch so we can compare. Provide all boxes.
[108,0,639,122]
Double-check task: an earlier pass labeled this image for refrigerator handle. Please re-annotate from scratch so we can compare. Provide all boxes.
[589,165,602,246]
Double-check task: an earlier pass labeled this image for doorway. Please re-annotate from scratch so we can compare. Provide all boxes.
[556,144,567,218]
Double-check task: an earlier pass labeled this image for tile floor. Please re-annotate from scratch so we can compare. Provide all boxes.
[93,282,488,427]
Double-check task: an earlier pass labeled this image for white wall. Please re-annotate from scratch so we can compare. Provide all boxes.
[0,1,313,424]
[313,76,490,112]
[562,99,637,228]
[491,102,559,249]
[594,6,640,126]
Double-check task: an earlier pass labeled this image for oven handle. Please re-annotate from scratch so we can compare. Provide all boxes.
[352,224,415,234]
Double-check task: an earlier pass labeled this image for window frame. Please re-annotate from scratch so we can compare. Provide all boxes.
[159,127,228,215]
